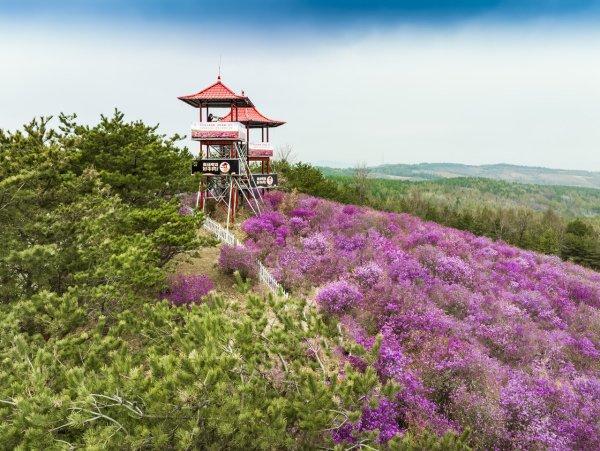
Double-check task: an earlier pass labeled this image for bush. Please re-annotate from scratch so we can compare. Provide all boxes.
[316,280,363,314]
[218,245,259,279]
[0,114,471,449]
[0,286,458,449]
[164,274,214,305]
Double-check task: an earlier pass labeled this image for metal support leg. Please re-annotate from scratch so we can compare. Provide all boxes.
[226,177,234,230]
[195,179,202,209]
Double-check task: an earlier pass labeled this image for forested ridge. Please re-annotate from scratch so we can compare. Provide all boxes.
[320,163,600,190]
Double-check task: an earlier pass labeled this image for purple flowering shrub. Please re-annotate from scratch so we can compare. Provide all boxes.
[241,192,600,448]
[218,244,258,279]
[178,205,194,216]
[178,192,198,211]
[353,261,384,287]
[263,190,285,210]
[241,211,290,254]
[165,274,214,305]
[316,280,363,314]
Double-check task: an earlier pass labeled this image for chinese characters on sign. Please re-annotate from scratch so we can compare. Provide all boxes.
[252,173,278,188]
[192,159,240,175]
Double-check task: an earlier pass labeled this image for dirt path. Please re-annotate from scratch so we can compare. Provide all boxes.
[171,229,268,299]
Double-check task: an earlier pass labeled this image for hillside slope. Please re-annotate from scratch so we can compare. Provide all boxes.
[235,191,600,449]
[322,163,600,189]
[1,113,475,449]
[312,170,600,269]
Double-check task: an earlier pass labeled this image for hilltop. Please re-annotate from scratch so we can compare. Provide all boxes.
[320,163,600,189]
[0,113,466,449]
[2,113,599,449]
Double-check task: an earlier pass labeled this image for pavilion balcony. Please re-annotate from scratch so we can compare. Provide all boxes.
[191,121,247,141]
[248,142,274,158]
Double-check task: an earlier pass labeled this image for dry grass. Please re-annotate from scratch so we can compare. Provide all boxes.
[169,227,270,300]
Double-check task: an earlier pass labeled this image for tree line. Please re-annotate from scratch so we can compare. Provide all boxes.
[275,160,600,270]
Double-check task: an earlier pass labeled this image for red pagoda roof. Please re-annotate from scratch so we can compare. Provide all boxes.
[178,76,253,108]
[220,106,285,128]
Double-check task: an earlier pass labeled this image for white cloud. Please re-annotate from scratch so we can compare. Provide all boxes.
[1,20,599,171]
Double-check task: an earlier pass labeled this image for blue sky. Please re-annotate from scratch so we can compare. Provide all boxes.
[1,1,600,170]
[3,1,600,24]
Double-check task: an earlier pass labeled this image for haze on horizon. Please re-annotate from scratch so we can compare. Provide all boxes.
[1,0,600,171]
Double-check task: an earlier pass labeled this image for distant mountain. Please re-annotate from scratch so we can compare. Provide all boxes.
[311,159,351,169]
[320,163,600,189]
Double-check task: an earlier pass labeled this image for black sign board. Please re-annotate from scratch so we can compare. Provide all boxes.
[192,158,240,175]
[252,173,278,188]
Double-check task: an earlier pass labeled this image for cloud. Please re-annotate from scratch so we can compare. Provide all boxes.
[0,19,599,171]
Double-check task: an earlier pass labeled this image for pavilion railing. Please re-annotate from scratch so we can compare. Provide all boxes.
[201,216,288,298]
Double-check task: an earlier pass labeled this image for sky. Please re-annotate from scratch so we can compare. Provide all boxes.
[1,1,600,171]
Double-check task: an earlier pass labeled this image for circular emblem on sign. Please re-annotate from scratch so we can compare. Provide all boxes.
[266,176,274,186]
[219,162,231,173]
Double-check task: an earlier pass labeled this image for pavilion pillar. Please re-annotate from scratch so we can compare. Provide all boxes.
[198,103,202,153]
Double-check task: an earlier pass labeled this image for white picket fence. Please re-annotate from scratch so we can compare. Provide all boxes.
[258,261,289,298]
[203,217,238,246]
[202,217,288,298]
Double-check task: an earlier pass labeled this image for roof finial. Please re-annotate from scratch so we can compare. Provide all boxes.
[217,55,222,80]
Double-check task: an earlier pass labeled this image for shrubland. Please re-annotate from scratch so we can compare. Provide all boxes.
[5,111,597,448]
[233,191,600,449]
[0,114,468,449]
